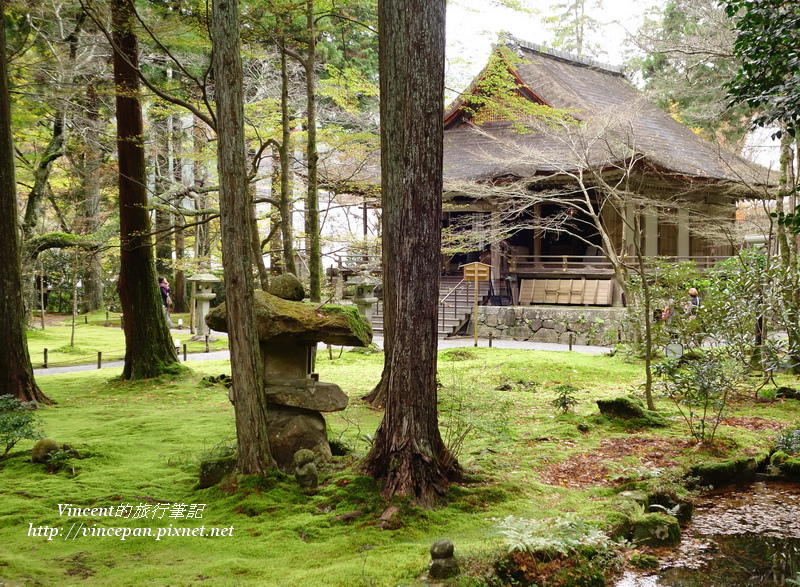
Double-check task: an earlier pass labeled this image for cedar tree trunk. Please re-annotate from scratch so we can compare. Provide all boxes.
[0,0,52,405]
[212,0,276,474]
[112,0,180,379]
[360,0,458,507]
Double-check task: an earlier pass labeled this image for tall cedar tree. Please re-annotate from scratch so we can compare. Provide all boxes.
[360,0,459,506]
[212,0,276,474]
[112,0,180,379]
[0,0,52,405]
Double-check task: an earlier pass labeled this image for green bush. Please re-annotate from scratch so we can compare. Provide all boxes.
[655,352,746,445]
[0,395,44,457]
[552,384,579,414]
[775,425,800,455]
[496,514,611,558]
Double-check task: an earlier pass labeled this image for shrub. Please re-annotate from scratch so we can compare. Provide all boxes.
[552,384,579,414]
[494,515,620,586]
[655,352,746,445]
[775,425,800,456]
[0,395,44,458]
[496,514,611,558]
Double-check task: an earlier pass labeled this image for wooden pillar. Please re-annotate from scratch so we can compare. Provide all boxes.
[490,206,501,282]
[624,204,636,257]
[645,208,658,257]
[533,203,542,262]
[677,208,690,259]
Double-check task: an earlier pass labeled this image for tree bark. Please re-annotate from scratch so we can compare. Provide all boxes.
[112,0,180,379]
[212,0,276,474]
[249,181,270,290]
[269,149,284,273]
[360,0,458,507]
[304,0,321,301]
[279,45,297,276]
[0,0,52,405]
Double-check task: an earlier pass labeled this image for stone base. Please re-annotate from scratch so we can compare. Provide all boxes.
[267,404,332,471]
[265,381,348,412]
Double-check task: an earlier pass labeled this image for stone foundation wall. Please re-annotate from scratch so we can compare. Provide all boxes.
[475,306,628,346]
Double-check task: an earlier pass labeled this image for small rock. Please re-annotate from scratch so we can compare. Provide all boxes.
[430,538,454,559]
[428,539,459,579]
[268,273,306,301]
[31,439,60,463]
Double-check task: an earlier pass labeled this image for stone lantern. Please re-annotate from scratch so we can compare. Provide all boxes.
[188,273,221,341]
[205,285,372,471]
[349,272,380,322]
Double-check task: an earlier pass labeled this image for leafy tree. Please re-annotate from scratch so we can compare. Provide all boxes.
[7,1,114,314]
[360,0,459,506]
[724,0,800,371]
[543,0,605,58]
[725,0,800,137]
[631,0,750,146]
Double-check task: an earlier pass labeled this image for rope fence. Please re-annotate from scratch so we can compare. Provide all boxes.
[39,336,219,370]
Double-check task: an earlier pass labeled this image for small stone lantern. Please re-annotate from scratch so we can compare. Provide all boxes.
[349,273,380,322]
[188,273,221,341]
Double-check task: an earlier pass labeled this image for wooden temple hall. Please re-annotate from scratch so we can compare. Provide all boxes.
[325,36,774,308]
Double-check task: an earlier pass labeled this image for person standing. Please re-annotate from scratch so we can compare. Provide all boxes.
[158,276,173,328]
[685,287,700,314]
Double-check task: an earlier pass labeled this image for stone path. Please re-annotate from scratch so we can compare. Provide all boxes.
[33,334,611,376]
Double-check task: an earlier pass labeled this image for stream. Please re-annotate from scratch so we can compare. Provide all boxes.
[617,481,800,586]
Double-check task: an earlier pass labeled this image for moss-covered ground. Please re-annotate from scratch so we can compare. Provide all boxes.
[2,321,800,585]
[26,312,228,368]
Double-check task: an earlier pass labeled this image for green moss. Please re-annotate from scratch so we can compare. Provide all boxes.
[630,552,660,570]
[630,513,681,547]
[595,395,668,429]
[688,456,759,487]
[2,347,799,585]
[322,304,372,346]
[771,454,800,477]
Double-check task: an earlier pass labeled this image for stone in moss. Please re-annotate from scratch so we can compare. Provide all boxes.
[630,552,660,570]
[268,273,305,301]
[772,455,800,478]
[31,439,60,463]
[631,513,681,547]
[771,450,789,465]
[597,395,646,418]
[198,454,236,489]
[688,457,759,487]
[617,490,649,510]
[293,448,319,494]
[596,395,668,428]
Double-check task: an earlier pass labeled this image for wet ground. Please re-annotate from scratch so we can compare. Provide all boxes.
[618,481,800,586]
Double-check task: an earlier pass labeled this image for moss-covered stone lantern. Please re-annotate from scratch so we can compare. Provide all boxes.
[205,279,372,471]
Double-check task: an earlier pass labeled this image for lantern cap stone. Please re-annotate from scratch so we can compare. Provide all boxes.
[205,290,372,346]
[348,273,380,286]
[187,273,221,283]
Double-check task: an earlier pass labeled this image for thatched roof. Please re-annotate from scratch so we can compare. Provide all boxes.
[442,37,774,193]
[319,36,774,197]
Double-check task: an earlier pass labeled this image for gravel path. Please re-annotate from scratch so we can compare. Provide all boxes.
[33,334,611,376]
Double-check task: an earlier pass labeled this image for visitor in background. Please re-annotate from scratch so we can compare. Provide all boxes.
[685,287,700,314]
[158,276,173,328]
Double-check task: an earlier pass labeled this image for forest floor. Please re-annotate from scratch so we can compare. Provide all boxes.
[2,317,800,585]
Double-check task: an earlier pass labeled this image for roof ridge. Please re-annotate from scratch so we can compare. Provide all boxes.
[499,34,626,78]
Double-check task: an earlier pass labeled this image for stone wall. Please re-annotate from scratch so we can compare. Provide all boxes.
[475,306,628,346]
